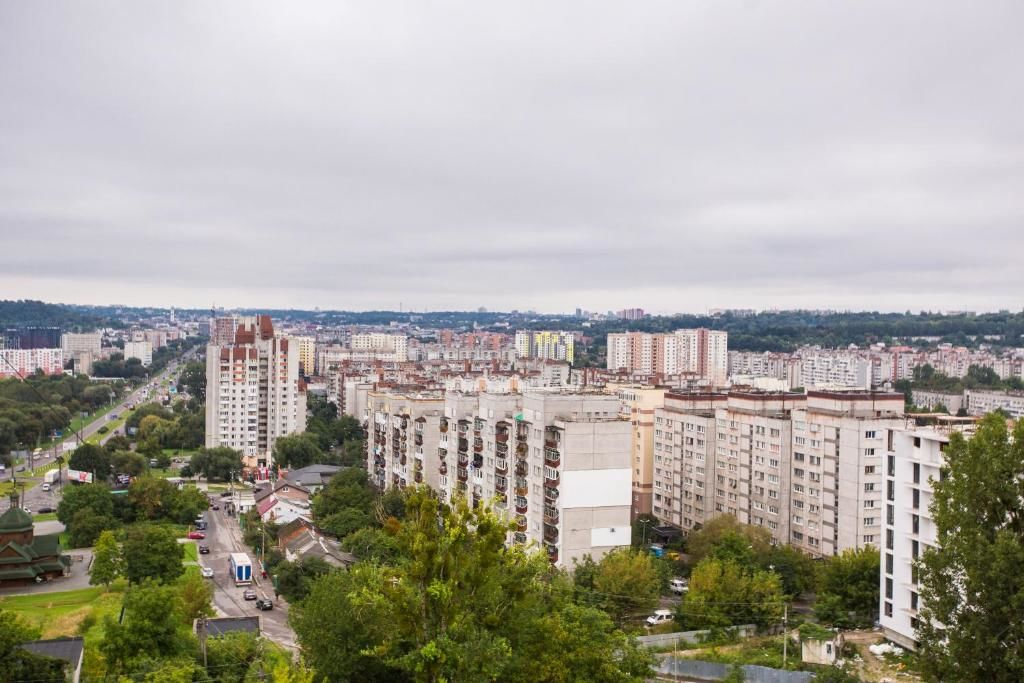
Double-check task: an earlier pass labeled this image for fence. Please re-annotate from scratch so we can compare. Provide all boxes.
[637,624,757,649]
[656,657,814,683]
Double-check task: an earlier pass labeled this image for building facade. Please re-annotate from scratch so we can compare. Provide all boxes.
[514,331,575,364]
[0,348,64,379]
[205,315,307,469]
[122,341,153,366]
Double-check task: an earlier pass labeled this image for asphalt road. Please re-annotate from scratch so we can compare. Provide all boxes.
[202,495,297,650]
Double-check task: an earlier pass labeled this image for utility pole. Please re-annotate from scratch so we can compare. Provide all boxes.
[782,603,789,668]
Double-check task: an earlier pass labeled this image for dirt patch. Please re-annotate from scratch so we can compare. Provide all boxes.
[842,630,922,682]
[41,606,90,639]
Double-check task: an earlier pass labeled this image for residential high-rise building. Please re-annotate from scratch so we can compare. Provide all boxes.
[0,348,64,379]
[514,331,575,364]
[606,329,727,385]
[293,337,316,376]
[210,316,239,346]
[610,385,667,519]
[881,426,952,650]
[369,389,631,567]
[61,332,102,357]
[366,390,445,490]
[123,341,153,366]
[205,315,307,470]
[3,327,62,350]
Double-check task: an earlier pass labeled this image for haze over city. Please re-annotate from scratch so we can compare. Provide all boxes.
[2,1,1023,313]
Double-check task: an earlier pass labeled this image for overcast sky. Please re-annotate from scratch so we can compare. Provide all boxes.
[1,2,1021,314]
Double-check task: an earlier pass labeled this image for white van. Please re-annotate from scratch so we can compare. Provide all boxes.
[646,609,674,628]
[41,483,51,492]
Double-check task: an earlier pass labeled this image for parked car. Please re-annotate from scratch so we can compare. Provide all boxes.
[201,567,214,578]
[670,578,689,594]
[41,483,50,492]
[187,531,205,540]
[220,491,232,498]
[243,589,257,600]
[37,506,55,514]
[646,609,674,628]
[212,504,220,511]
[198,544,210,554]
[255,598,273,611]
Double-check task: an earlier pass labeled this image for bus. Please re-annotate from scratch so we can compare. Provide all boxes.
[229,553,253,586]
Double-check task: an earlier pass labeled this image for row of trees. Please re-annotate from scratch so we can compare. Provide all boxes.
[271,395,365,470]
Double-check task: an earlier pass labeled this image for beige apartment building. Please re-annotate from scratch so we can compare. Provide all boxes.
[368,390,631,567]
[609,384,667,519]
[650,388,905,557]
[367,390,445,490]
[607,329,728,385]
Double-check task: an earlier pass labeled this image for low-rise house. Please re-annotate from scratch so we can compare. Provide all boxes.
[281,464,342,493]
[21,637,84,683]
[253,480,313,524]
[277,518,356,569]
[195,616,261,638]
[0,497,72,586]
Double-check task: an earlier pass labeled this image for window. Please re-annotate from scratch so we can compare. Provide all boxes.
[885,553,894,574]
[885,578,893,600]
[884,601,893,617]
[865,465,876,475]
[887,480,895,501]
[913,463,921,484]
[886,529,894,549]
[887,455,895,477]
[865,430,877,439]
[865,448,876,456]
[912,488,920,509]
[911,592,919,610]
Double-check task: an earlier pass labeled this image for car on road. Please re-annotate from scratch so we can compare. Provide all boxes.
[201,566,215,578]
[37,506,55,514]
[220,491,232,498]
[212,504,220,511]
[199,544,210,554]
[646,609,674,628]
[243,589,257,600]
[255,598,273,611]
[670,578,689,594]
[41,483,50,492]
[187,531,205,540]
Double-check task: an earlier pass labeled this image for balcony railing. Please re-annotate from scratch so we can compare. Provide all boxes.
[457,467,468,482]
[515,501,528,514]
[546,544,558,563]
[544,506,559,524]
[514,531,528,544]
[543,524,559,544]
[544,468,559,485]
[515,515,528,532]
[544,486,559,502]
[495,477,508,492]
[496,431,509,444]
[544,438,559,450]
[440,420,449,433]
[495,458,508,473]
[458,453,469,466]
[544,448,560,467]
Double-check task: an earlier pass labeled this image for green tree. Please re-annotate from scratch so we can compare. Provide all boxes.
[0,608,68,681]
[763,544,817,598]
[273,433,324,470]
[321,507,371,540]
[679,557,784,630]
[189,447,241,482]
[587,549,661,623]
[312,468,375,521]
[68,508,118,548]
[916,415,1024,681]
[685,516,772,567]
[274,556,334,603]
[90,530,124,587]
[123,524,184,584]
[205,631,261,682]
[341,527,400,564]
[815,547,879,627]
[67,443,111,480]
[177,571,214,624]
[58,482,114,525]
[100,580,192,673]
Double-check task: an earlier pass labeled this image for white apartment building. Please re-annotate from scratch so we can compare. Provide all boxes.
[205,315,307,469]
[367,391,445,490]
[123,340,153,366]
[61,332,101,356]
[798,352,872,390]
[910,390,964,415]
[514,331,575,364]
[371,390,631,567]
[0,348,64,379]
[964,389,1024,419]
[881,427,951,650]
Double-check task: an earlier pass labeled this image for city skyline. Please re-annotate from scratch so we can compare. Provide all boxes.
[2,2,1022,313]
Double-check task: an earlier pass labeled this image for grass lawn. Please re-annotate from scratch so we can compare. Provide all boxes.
[29,459,60,477]
[33,512,58,522]
[0,478,40,497]
[0,583,126,640]
[181,541,198,562]
[58,531,70,549]
[85,409,133,445]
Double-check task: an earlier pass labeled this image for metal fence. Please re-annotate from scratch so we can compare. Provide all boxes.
[656,657,814,683]
[637,624,757,649]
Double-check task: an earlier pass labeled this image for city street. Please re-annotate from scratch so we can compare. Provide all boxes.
[201,495,297,650]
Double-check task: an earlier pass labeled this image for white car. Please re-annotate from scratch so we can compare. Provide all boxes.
[670,578,689,594]
[646,609,674,628]
[201,566,214,578]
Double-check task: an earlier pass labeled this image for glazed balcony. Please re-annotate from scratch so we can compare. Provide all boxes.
[439,462,448,476]
[543,506,559,525]
[516,442,528,457]
[457,467,468,482]
[472,454,483,469]
[495,476,508,492]
[546,544,558,564]
[456,481,467,493]
[544,486,559,503]
[440,419,449,433]
[495,458,508,474]
[514,531,528,544]
[458,438,469,453]
[438,448,447,460]
[544,448,560,467]
[399,454,407,466]
[473,438,484,453]
[515,461,528,477]
[414,421,424,434]
[494,492,507,506]
[544,438,559,450]
[543,524,559,544]
[514,478,529,497]
[414,471,423,484]
[415,434,423,446]
[516,423,530,440]
[544,468,559,485]
[515,500,528,514]
[495,430,509,444]
[515,515,528,532]
[457,422,469,434]
[474,419,484,431]
[457,452,469,466]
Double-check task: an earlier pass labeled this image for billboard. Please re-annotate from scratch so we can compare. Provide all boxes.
[66,469,94,483]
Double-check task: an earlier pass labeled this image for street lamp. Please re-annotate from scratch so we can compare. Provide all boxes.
[639,518,651,547]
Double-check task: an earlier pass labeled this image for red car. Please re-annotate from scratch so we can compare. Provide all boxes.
[187,531,205,540]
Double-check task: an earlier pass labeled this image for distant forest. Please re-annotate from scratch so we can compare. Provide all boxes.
[0,300,120,331]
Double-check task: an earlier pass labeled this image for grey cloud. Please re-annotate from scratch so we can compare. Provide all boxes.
[1,1,1022,313]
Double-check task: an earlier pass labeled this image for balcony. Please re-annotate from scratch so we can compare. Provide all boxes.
[415,448,424,459]
[495,442,508,457]
[456,481,468,493]
[516,423,530,440]
[544,486,559,503]
[439,462,448,476]
[544,448,560,467]
[457,452,469,466]
[495,476,508,492]
[494,492,507,506]
[440,419,449,433]
[414,471,423,483]
[544,506,559,525]
[544,468,559,485]
[414,421,424,434]
[546,544,558,564]
[515,500,528,514]
[457,422,469,434]
[457,467,468,482]
[515,515,528,532]
[496,431,509,444]
[514,531,528,544]
[516,442,528,457]
[515,478,529,497]
[415,434,423,446]
[495,458,508,474]
[473,455,483,469]
[399,454,407,466]
[438,448,447,460]
[458,439,469,453]
[515,461,528,477]
[473,438,484,453]
[543,524,559,544]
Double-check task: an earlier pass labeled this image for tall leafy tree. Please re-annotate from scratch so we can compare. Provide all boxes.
[123,524,184,584]
[577,549,661,623]
[273,433,324,470]
[917,415,1024,681]
[814,547,880,627]
[679,557,784,630]
[90,530,124,587]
